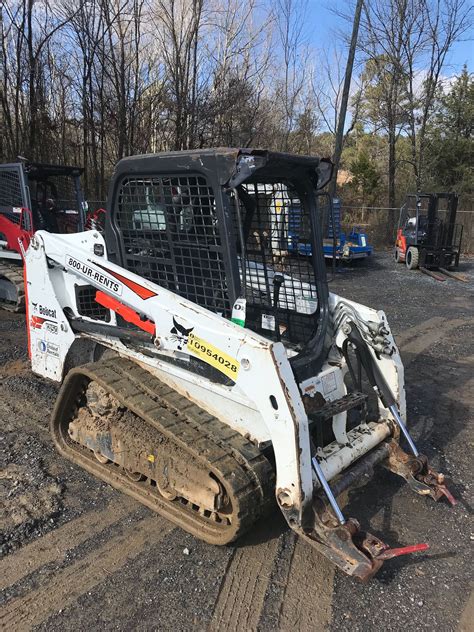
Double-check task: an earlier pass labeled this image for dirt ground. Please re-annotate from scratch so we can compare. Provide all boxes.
[1,252,473,631]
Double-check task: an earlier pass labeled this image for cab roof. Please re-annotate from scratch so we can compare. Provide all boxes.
[113,148,333,190]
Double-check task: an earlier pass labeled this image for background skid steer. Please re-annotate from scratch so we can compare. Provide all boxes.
[0,161,86,311]
[23,149,454,581]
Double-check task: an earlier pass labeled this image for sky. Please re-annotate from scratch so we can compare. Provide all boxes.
[305,0,473,75]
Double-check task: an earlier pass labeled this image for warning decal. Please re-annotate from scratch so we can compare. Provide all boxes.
[187,333,240,381]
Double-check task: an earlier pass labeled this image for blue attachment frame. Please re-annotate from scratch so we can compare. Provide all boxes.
[287,198,373,260]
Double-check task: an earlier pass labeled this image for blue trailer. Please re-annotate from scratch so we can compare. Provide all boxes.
[287,198,373,260]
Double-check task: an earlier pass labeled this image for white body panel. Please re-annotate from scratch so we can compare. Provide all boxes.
[24,230,405,516]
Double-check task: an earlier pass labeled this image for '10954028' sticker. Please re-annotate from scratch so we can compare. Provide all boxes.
[187,333,240,381]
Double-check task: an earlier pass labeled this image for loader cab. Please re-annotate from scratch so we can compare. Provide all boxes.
[404,214,427,239]
[0,161,86,311]
[105,149,333,381]
[26,163,86,234]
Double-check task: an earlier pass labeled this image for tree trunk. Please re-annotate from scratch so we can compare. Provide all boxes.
[387,123,397,240]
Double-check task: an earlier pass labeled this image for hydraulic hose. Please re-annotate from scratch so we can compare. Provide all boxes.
[344,321,419,457]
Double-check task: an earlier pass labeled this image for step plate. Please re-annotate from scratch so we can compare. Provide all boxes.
[310,391,367,421]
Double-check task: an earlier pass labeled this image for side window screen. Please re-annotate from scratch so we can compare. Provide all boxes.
[233,181,318,346]
[0,167,24,226]
[115,175,231,314]
[0,168,23,208]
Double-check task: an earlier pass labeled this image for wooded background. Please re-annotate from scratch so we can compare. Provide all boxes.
[1,0,472,221]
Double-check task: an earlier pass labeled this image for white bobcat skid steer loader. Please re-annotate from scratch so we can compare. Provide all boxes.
[23,149,454,581]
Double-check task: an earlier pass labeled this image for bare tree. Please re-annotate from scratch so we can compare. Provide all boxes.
[274,0,308,151]
[357,0,418,209]
[404,0,472,189]
[151,0,204,150]
[310,43,364,163]
[1,0,471,210]
[1,1,71,158]
[200,0,272,147]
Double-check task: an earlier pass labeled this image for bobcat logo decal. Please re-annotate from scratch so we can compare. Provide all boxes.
[170,317,194,350]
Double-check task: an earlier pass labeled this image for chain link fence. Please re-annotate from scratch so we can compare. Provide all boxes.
[340,204,474,254]
[85,199,474,254]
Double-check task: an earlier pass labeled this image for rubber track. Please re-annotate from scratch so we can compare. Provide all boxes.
[0,262,25,312]
[52,356,276,544]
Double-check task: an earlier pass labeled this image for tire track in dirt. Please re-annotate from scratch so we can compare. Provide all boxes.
[275,492,350,631]
[209,518,336,631]
[0,515,174,630]
[0,496,137,591]
[458,588,474,632]
[396,317,468,364]
[395,316,446,349]
[209,520,282,632]
[278,537,334,631]
[3,317,467,629]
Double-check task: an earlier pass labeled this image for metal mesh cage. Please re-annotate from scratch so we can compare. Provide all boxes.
[28,173,82,233]
[75,285,110,322]
[115,175,231,314]
[234,181,318,346]
[28,174,80,214]
[0,167,24,226]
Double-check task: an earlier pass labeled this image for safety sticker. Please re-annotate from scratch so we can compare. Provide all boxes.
[37,340,60,357]
[322,371,337,395]
[187,333,240,381]
[261,313,276,331]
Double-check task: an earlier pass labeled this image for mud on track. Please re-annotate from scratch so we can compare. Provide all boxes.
[1,252,473,631]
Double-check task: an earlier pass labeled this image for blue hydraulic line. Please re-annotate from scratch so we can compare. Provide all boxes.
[311,456,346,525]
[388,404,419,457]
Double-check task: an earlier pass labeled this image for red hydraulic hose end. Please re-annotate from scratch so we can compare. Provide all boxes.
[377,542,429,561]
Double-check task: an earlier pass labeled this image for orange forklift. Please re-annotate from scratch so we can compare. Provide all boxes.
[395,192,462,272]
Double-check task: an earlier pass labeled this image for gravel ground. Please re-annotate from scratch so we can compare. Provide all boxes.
[0,251,473,631]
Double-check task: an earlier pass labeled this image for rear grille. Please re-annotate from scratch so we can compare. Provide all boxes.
[115,175,230,315]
